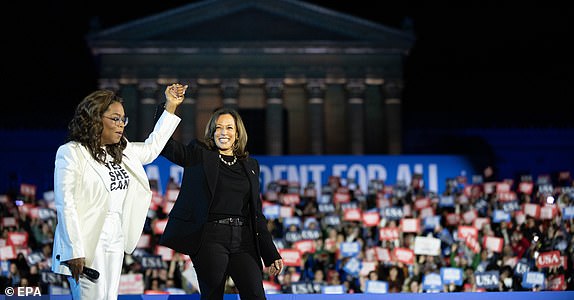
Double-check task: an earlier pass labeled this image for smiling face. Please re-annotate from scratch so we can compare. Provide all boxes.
[100,102,126,145]
[213,113,237,155]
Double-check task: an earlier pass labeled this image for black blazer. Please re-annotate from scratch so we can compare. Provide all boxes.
[158,138,281,269]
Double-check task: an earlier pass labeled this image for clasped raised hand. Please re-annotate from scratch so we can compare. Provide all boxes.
[165,83,188,113]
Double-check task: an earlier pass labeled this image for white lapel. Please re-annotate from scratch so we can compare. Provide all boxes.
[78,144,111,192]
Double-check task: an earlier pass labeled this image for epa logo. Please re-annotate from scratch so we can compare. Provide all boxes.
[5,286,42,296]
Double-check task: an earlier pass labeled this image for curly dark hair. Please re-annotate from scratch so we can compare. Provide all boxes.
[67,90,127,165]
[203,107,249,159]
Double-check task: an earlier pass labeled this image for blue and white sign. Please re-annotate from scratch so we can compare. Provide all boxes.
[340,242,361,258]
[383,207,404,220]
[263,204,280,219]
[424,215,441,230]
[321,285,345,294]
[475,271,500,289]
[422,273,443,291]
[492,210,511,223]
[342,257,362,277]
[439,195,455,207]
[441,267,463,286]
[522,271,545,289]
[145,155,476,196]
[365,280,388,293]
[563,206,574,220]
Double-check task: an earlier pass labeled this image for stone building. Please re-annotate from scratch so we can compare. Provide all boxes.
[86,0,414,155]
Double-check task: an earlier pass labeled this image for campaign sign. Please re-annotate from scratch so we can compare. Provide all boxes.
[318,203,336,213]
[0,245,16,260]
[502,200,521,212]
[423,215,441,230]
[300,229,321,240]
[263,204,280,219]
[522,271,545,289]
[343,207,362,221]
[457,225,478,240]
[291,282,312,294]
[340,242,361,258]
[563,206,574,220]
[375,247,392,262]
[281,193,301,206]
[548,274,566,291]
[413,236,441,256]
[147,155,476,197]
[441,267,463,286]
[393,248,415,265]
[492,210,511,223]
[474,271,500,289]
[483,236,503,253]
[303,217,319,229]
[382,207,403,220]
[279,249,302,267]
[365,280,388,293]
[262,280,281,294]
[284,216,302,229]
[360,261,377,276]
[422,273,443,292]
[400,218,420,233]
[536,250,561,269]
[321,285,345,294]
[280,206,294,218]
[362,211,380,227]
[293,240,315,254]
[322,215,340,227]
[379,227,400,241]
[343,257,362,277]
[439,195,455,207]
[140,255,167,269]
[514,260,531,275]
[7,232,28,247]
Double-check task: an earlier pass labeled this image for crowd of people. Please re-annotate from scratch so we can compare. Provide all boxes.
[1,167,573,294]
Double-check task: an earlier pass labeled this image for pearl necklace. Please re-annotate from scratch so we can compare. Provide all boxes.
[219,154,237,166]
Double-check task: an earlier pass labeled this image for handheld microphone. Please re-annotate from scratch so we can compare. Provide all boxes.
[57,256,100,281]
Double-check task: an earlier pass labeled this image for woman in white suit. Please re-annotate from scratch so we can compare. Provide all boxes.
[51,83,187,299]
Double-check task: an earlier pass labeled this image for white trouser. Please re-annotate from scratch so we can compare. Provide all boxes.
[68,212,125,300]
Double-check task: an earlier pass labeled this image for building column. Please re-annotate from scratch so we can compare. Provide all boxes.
[265,79,284,155]
[138,79,159,140]
[347,80,365,155]
[364,77,385,154]
[221,79,239,110]
[307,79,325,155]
[324,81,347,154]
[383,80,403,154]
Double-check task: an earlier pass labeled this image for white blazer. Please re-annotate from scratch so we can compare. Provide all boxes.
[51,110,180,275]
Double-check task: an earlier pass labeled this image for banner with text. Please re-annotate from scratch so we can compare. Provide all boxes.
[144,155,476,196]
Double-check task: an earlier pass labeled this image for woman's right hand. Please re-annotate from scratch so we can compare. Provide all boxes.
[165,83,188,114]
[64,257,85,283]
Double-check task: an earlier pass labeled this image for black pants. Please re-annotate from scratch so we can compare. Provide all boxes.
[192,222,266,300]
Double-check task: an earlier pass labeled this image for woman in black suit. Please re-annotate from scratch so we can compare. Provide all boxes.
[158,106,283,300]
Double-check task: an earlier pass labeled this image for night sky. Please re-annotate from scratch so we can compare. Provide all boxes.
[3,1,571,130]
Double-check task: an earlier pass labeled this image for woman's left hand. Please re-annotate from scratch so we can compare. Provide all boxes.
[267,259,283,276]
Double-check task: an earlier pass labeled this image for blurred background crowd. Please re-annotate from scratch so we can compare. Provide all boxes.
[1,166,573,295]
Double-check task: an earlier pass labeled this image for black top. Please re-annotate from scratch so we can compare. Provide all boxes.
[208,154,250,221]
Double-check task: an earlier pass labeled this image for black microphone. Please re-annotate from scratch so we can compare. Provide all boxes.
[57,256,100,281]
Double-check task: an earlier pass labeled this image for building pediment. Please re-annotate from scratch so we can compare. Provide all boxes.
[87,0,414,49]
